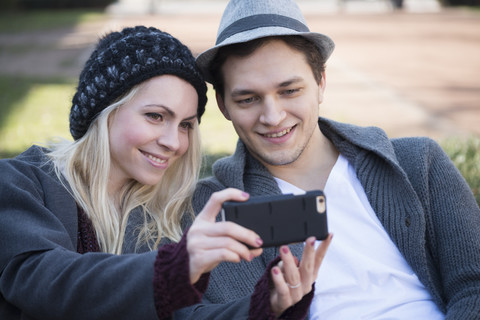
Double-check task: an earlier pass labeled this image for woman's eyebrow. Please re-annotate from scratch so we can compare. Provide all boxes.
[145,104,197,121]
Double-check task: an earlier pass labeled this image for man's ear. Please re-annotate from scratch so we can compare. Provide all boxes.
[318,71,327,103]
[216,92,231,120]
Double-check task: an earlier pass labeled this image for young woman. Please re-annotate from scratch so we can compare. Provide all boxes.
[0,26,266,319]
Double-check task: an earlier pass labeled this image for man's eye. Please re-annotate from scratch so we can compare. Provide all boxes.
[237,97,257,105]
[283,88,300,95]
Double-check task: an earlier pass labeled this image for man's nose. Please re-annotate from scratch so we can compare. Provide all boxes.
[259,96,286,126]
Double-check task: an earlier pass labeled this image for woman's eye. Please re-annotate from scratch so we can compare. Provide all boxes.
[179,122,193,130]
[146,113,163,121]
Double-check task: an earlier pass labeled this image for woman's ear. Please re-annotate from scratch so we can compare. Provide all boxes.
[216,92,231,120]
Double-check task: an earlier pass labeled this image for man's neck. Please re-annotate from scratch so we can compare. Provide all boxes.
[264,131,339,191]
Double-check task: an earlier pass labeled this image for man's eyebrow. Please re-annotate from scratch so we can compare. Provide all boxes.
[231,76,304,98]
[278,77,304,87]
[231,89,256,98]
[231,77,305,97]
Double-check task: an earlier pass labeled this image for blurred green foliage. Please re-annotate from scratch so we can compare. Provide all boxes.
[0,76,238,179]
[0,9,105,33]
[442,137,480,205]
[0,8,478,207]
[1,73,478,207]
[443,0,480,6]
[1,0,115,11]
[0,76,74,159]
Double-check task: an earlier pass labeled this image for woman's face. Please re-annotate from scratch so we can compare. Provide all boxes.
[108,75,198,192]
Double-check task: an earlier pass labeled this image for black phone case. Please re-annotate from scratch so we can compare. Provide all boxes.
[221,190,328,248]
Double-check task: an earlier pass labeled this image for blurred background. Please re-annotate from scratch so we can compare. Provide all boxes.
[0,0,479,203]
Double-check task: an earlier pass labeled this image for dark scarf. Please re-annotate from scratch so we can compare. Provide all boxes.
[76,206,100,253]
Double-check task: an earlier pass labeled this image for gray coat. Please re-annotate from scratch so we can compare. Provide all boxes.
[0,146,179,320]
[177,117,480,319]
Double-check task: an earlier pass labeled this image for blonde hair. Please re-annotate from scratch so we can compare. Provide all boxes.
[48,84,202,254]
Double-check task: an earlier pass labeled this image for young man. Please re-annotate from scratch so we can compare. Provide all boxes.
[176,0,480,318]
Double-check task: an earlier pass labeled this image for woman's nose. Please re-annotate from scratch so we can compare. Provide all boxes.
[156,126,180,151]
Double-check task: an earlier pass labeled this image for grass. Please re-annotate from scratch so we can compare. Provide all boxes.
[199,85,238,155]
[0,74,238,180]
[0,76,74,158]
[1,73,479,207]
[0,75,239,168]
[0,8,239,162]
[0,9,105,34]
[442,137,480,205]
[0,9,478,206]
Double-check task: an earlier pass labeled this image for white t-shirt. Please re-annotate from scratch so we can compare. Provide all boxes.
[274,155,444,319]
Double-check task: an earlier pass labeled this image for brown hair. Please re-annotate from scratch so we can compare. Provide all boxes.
[210,35,327,98]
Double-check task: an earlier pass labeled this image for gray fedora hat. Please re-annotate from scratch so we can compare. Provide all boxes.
[196,0,335,83]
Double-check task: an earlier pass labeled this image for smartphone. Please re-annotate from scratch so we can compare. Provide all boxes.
[221,190,328,248]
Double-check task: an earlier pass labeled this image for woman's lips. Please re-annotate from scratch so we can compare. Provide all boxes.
[141,150,167,166]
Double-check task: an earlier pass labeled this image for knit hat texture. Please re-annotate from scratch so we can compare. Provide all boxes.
[70,26,207,140]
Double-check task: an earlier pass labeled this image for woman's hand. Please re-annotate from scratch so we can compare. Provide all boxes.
[270,234,333,316]
[187,188,264,284]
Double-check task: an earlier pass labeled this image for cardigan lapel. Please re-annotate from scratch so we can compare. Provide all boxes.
[319,117,432,293]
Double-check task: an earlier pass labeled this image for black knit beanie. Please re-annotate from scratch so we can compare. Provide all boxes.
[70,26,207,140]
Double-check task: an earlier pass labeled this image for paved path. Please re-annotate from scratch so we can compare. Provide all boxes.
[1,0,479,141]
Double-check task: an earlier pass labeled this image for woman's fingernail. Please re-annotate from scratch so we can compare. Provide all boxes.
[273,267,279,275]
[282,246,289,254]
[241,191,249,198]
[310,238,316,246]
[256,238,263,246]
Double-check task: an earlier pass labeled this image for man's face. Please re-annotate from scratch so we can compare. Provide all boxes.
[218,39,326,168]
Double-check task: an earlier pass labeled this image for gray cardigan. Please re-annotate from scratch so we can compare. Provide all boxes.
[177,117,480,319]
[0,146,198,320]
